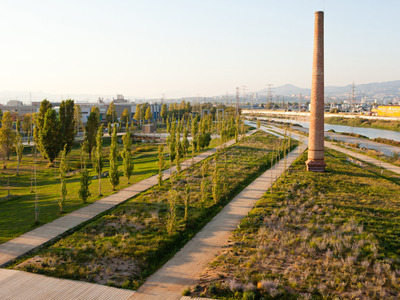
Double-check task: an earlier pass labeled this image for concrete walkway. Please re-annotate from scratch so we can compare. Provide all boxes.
[130,143,308,300]
[0,131,256,268]
[0,269,134,300]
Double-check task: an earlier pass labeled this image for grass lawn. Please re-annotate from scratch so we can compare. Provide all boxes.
[0,134,220,245]
[189,149,400,299]
[12,131,297,290]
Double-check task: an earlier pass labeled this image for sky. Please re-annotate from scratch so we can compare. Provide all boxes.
[0,0,399,102]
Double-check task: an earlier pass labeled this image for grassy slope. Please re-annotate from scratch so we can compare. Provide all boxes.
[191,149,400,299]
[13,132,297,290]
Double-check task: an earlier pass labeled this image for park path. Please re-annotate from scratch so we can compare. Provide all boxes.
[129,142,308,299]
[0,269,134,300]
[0,130,256,268]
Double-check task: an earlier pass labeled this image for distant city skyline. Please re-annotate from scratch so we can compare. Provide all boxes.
[0,0,399,103]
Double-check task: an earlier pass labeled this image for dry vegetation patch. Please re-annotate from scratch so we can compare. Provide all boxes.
[190,150,400,299]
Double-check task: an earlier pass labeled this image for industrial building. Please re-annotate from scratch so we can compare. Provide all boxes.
[376,105,400,117]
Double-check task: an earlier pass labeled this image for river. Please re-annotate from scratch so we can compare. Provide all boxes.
[260,117,400,142]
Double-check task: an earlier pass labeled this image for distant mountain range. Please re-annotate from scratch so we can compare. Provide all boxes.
[258,80,400,97]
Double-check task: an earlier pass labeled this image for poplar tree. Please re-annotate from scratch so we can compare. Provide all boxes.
[33,99,52,156]
[59,144,68,213]
[166,188,178,235]
[85,111,100,160]
[160,104,168,124]
[157,145,165,187]
[0,111,15,168]
[93,125,103,196]
[109,125,120,190]
[78,139,91,203]
[40,108,61,164]
[15,129,24,175]
[212,156,222,203]
[184,185,190,222]
[121,131,134,183]
[106,101,117,124]
[59,99,76,154]
[200,160,209,209]
[145,106,152,124]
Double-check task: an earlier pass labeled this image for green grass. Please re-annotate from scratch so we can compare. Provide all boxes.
[12,131,297,290]
[190,149,400,299]
[0,135,220,244]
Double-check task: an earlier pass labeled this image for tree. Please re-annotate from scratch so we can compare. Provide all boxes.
[91,105,100,120]
[0,111,15,168]
[40,109,61,164]
[22,113,32,138]
[121,108,129,127]
[93,125,103,196]
[106,101,118,124]
[257,119,261,129]
[212,156,222,203]
[74,104,83,134]
[15,129,24,175]
[109,125,120,190]
[184,185,190,222]
[182,127,190,157]
[59,99,76,154]
[157,145,165,187]
[78,168,91,204]
[166,189,178,235]
[33,99,52,156]
[85,111,100,160]
[145,106,152,124]
[121,131,134,183]
[160,104,168,123]
[133,104,142,127]
[59,144,68,213]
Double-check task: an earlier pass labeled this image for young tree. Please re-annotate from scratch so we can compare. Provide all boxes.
[121,108,129,128]
[33,99,52,155]
[59,99,76,154]
[160,104,168,124]
[145,106,152,124]
[78,168,91,204]
[59,144,68,213]
[184,184,190,222]
[40,109,61,164]
[169,122,176,166]
[182,127,190,158]
[133,104,142,127]
[166,188,178,235]
[93,125,103,196]
[157,145,165,187]
[200,160,209,209]
[22,113,32,137]
[85,111,100,160]
[74,104,83,135]
[212,156,222,203]
[108,122,112,136]
[109,125,120,190]
[175,141,181,174]
[15,129,24,175]
[0,111,15,168]
[257,119,261,129]
[121,131,134,183]
[106,101,118,124]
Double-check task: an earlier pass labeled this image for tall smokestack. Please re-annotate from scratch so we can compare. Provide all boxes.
[306,11,326,172]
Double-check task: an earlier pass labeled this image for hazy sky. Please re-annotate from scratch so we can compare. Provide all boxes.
[0,0,399,101]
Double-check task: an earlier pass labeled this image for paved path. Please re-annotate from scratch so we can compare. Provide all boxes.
[129,143,308,299]
[0,131,256,268]
[0,269,134,300]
